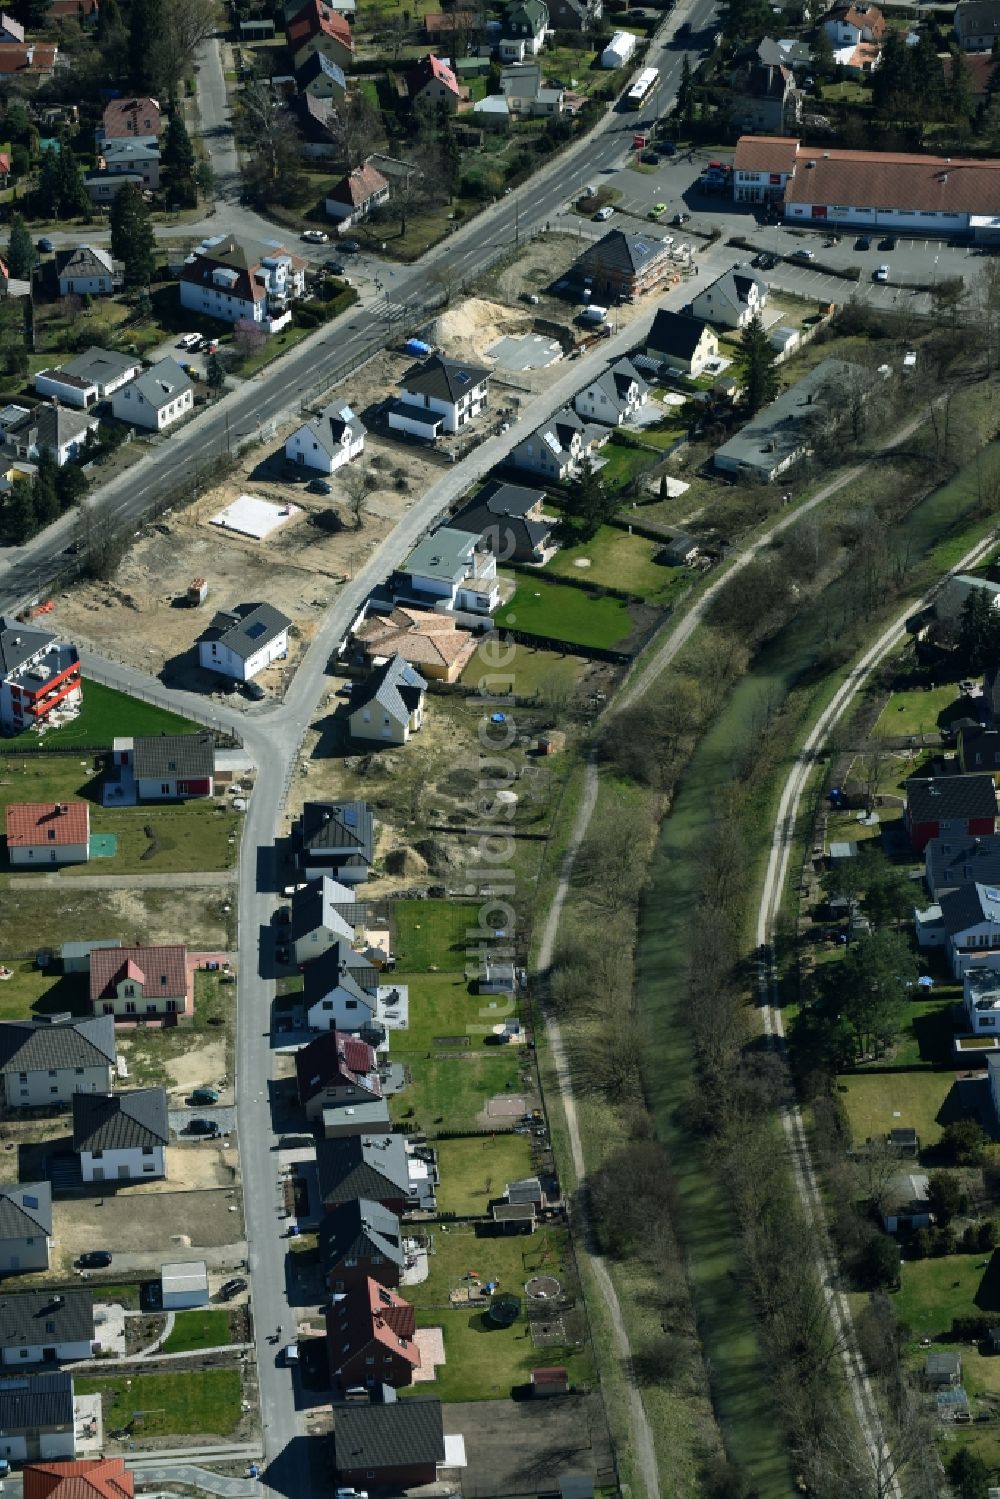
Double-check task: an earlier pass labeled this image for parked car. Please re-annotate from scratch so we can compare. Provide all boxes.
[243,680,266,701]
[874,263,890,282]
[649,202,667,218]
[640,150,658,164]
[659,141,677,156]
[306,478,332,494]
[792,247,815,261]
[283,1343,300,1365]
[219,1277,248,1301]
[878,235,897,251]
[855,235,871,251]
[37,236,54,253]
[672,211,689,226]
[190,1087,220,1105]
[177,333,201,351]
[187,1118,220,1136]
[301,229,328,243]
[593,205,614,221]
[339,239,361,253]
[77,1250,112,1269]
[323,258,346,274]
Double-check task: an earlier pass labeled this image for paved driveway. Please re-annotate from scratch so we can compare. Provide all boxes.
[170,1106,237,1137]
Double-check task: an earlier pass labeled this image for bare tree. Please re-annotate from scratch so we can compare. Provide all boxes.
[152,0,222,97]
[342,464,372,529]
[236,82,303,204]
[860,733,890,813]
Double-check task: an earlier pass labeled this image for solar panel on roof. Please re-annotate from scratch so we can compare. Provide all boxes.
[245,621,266,640]
[344,809,357,826]
[455,371,470,384]
[22,1195,37,1209]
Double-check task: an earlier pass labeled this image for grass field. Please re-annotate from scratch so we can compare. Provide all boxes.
[596,441,658,494]
[406,1303,590,1402]
[545,524,691,607]
[76,1368,242,1437]
[837,1070,959,1146]
[459,644,588,701]
[393,902,477,972]
[407,1220,571,1307]
[3,680,201,749]
[496,578,636,650]
[875,682,964,737]
[889,1253,1000,1339]
[435,1134,534,1216]
[159,1308,232,1354]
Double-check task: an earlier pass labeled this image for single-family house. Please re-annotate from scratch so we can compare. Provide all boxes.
[822,1,886,46]
[83,171,145,206]
[713,358,855,482]
[23,1457,135,1499]
[179,235,307,328]
[0,1291,94,1367]
[326,1277,421,1388]
[287,0,354,72]
[317,1133,438,1214]
[389,354,491,440]
[295,49,349,103]
[397,528,499,614]
[548,0,601,25]
[500,63,564,116]
[305,966,377,1034]
[197,602,291,683]
[53,247,122,299]
[302,944,378,1015]
[34,348,141,410]
[72,1088,168,1183]
[508,406,606,482]
[0,1017,116,1109]
[958,726,1000,773]
[936,572,1000,626]
[925,834,1000,898]
[407,53,463,111]
[292,880,362,961]
[691,265,769,330]
[0,14,23,43]
[296,1030,382,1121]
[349,654,427,746]
[109,732,215,802]
[322,1097,392,1137]
[98,96,161,147]
[575,229,676,300]
[320,1198,404,1293]
[453,480,555,565]
[294,802,374,885]
[956,0,1000,48]
[572,357,649,427]
[353,606,476,682]
[905,774,997,852]
[881,1171,930,1233]
[88,944,191,1021]
[2,404,99,468]
[963,969,1000,1032]
[110,359,193,433]
[0,1183,52,1274]
[5,802,90,867]
[325,164,390,227]
[0,618,82,735]
[334,1399,445,1493]
[939,882,1000,977]
[926,1351,962,1387]
[500,0,549,61]
[646,308,719,376]
[0,1370,74,1462]
[728,58,801,134]
[0,43,58,81]
[99,140,160,191]
[285,401,366,473]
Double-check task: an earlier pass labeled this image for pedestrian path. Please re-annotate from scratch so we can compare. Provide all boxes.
[8,869,235,889]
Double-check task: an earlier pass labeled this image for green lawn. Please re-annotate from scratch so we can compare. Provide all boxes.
[496,578,636,651]
[2,680,202,749]
[544,523,691,606]
[876,682,964,737]
[597,440,658,494]
[889,1253,1000,1340]
[159,1308,232,1354]
[76,1369,242,1437]
[393,902,476,972]
[393,1046,523,1134]
[459,645,588,701]
[435,1134,534,1216]
[406,1220,571,1309]
[630,420,687,451]
[837,1069,961,1147]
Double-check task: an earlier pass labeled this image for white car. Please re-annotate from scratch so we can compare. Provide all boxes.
[593,204,614,222]
[301,229,329,243]
[874,263,890,282]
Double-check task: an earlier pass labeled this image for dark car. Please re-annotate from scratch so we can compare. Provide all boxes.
[792,247,815,261]
[672,211,689,226]
[659,141,677,156]
[761,253,780,269]
[751,253,768,268]
[219,1277,248,1301]
[339,239,361,253]
[855,235,871,250]
[323,259,346,274]
[190,1087,220,1105]
[243,680,266,701]
[187,1118,219,1136]
[306,478,332,494]
[37,236,54,253]
[77,1250,112,1269]
[878,235,897,251]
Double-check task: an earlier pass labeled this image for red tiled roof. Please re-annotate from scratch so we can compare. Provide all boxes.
[786,144,1000,215]
[48,0,99,15]
[824,1,886,36]
[5,801,89,848]
[943,51,1000,95]
[179,253,266,305]
[89,944,188,1004]
[0,153,11,174]
[532,1365,569,1383]
[287,0,352,49]
[23,1458,134,1499]
[101,97,161,139]
[328,162,389,207]
[734,134,800,174]
[327,1277,421,1372]
[0,43,57,74]
[295,1030,381,1101]
[409,52,461,97]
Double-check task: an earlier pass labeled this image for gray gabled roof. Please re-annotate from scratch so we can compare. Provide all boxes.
[53,245,117,280]
[399,354,491,406]
[700,264,768,313]
[297,400,366,456]
[0,1370,73,1430]
[316,1133,411,1204]
[303,960,375,1010]
[320,1196,404,1272]
[579,357,648,417]
[578,228,673,277]
[10,402,96,454]
[0,1017,116,1076]
[0,616,56,678]
[926,833,1000,896]
[296,48,347,90]
[350,653,426,727]
[335,1398,444,1471]
[59,346,139,386]
[0,1182,51,1241]
[939,881,1000,937]
[0,1290,94,1351]
[72,1088,169,1152]
[301,942,377,996]
[131,731,215,783]
[292,880,356,945]
[124,357,193,410]
[200,601,292,662]
[908,774,997,825]
[298,802,374,865]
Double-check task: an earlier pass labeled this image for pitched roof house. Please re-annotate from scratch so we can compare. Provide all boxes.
[197,602,291,683]
[23,1458,134,1499]
[713,358,853,481]
[99,97,161,145]
[546,0,601,27]
[284,401,366,474]
[0,1290,94,1366]
[286,0,354,71]
[295,48,349,101]
[326,1277,421,1388]
[389,354,491,439]
[938,881,1000,977]
[295,802,375,885]
[572,357,649,427]
[0,1371,75,1464]
[53,246,122,298]
[5,802,90,867]
[292,877,358,959]
[325,164,390,226]
[2,403,100,469]
[575,229,676,298]
[407,53,463,110]
[508,405,606,481]
[353,606,476,682]
[453,480,554,565]
[925,833,1000,899]
[179,235,307,328]
[822,1,885,44]
[334,1399,446,1492]
[0,1018,116,1109]
[905,774,998,852]
[0,44,59,80]
[500,0,549,60]
[72,1088,169,1182]
[317,1133,438,1214]
[956,0,1000,48]
[89,944,191,1020]
[0,1182,52,1273]
[110,358,193,433]
[646,308,719,376]
[296,1030,382,1120]
[691,265,769,330]
[35,347,141,409]
[110,731,215,802]
[729,58,801,134]
[320,1198,405,1291]
[349,654,427,746]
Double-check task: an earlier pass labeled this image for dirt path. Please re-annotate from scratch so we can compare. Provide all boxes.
[8,870,235,889]
[534,756,660,1499]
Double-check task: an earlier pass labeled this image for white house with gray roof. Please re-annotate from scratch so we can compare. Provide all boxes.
[936,881,1000,978]
[285,400,366,474]
[714,358,853,481]
[0,1017,116,1109]
[508,405,607,481]
[1,403,99,468]
[0,1183,52,1273]
[54,245,122,298]
[293,877,358,966]
[0,1369,75,1460]
[572,357,649,427]
[935,572,1000,624]
[110,358,193,432]
[398,528,499,614]
[34,347,142,409]
[691,264,769,330]
[388,354,491,440]
[349,653,426,745]
[72,1088,168,1183]
[0,1290,95,1366]
[197,601,291,682]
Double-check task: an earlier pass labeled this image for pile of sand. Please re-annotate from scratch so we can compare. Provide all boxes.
[426,297,532,358]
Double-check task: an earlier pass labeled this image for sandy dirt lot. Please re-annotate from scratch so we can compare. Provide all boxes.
[53,384,443,687]
[51,1184,243,1272]
[0,887,233,959]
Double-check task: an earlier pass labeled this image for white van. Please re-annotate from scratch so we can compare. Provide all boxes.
[176,333,201,351]
[283,1343,299,1365]
[593,205,615,222]
[580,305,608,325]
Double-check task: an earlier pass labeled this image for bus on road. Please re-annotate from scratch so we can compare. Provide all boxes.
[625,66,659,108]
